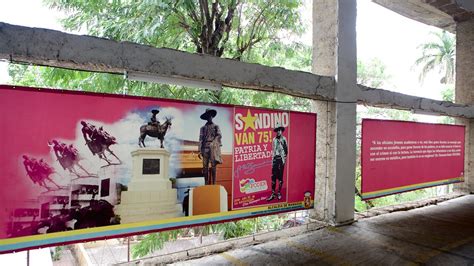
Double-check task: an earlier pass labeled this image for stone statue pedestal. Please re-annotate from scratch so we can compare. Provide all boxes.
[115,148,182,224]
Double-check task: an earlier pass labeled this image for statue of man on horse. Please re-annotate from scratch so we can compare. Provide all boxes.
[138,109,172,148]
[80,121,121,165]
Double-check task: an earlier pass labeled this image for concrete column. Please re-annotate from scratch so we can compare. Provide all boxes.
[311,0,357,224]
[311,100,336,221]
[455,18,474,193]
[312,0,337,77]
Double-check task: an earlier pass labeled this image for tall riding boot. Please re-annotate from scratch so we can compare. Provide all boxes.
[277,180,283,200]
[203,167,209,185]
[267,180,277,201]
[211,167,217,185]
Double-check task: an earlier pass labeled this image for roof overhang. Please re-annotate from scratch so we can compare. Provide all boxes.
[373,0,474,33]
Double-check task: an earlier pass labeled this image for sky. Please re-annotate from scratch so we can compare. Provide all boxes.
[0,0,449,101]
[356,0,448,100]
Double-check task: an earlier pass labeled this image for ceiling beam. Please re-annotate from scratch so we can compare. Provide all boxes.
[0,22,335,100]
[1,22,474,118]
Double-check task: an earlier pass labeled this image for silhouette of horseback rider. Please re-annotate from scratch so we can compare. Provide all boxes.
[22,155,61,191]
[81,121,95,150]
[51,140,67,155]
[80,121,121,165]
[98,126,116,145]
[23,155,38,183]
[66,144,79,161]
[49,140,92,177]
[148,109,161,127]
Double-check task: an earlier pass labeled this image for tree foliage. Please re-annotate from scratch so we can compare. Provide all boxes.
[9,0,311,109]
[131,215,285,259]
[45,0,304,60]
[414,30,455,84]
[441,85,454,102]
[438,85,455,124]
[131,230,181,259]
[357,58,391,88]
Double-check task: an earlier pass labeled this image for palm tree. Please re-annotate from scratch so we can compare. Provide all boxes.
[414,31,455,84]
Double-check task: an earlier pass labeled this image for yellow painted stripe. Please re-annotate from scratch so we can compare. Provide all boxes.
[0,207,262,244]
[285,239,351,266]
[0,202,304,245]
[219,252,249,266]
[362,177,463,197]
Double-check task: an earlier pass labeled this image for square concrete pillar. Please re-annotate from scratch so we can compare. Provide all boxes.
[311,0,357,224]
[455,18,474,194]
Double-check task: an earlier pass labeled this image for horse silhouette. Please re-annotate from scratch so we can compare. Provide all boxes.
[86,137,121,165]
[23,156,61,191]
[50,141,94,177]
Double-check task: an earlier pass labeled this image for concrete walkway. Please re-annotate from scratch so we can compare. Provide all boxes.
[169,195,474,265]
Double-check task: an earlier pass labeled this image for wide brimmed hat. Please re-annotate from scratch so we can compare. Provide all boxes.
[273,122,285,132]
[200,108,217,120]
[151,109,160,115]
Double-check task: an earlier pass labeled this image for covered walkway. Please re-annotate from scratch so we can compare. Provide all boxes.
[169,195,474,265]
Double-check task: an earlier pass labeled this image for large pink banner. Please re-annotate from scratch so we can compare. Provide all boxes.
[0,85,316,253]
[361,119,464,199]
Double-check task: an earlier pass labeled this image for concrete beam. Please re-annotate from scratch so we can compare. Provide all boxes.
[457,0,474,12]
[0,22,335,100]
[2,22,474,120]
[359,85,474,118]
[373,0,456,32]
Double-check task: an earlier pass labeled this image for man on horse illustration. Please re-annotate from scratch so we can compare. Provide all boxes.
[22,155,61,191]
[80,121,121,165]
[49,140,93,177]
[81,121,95,151]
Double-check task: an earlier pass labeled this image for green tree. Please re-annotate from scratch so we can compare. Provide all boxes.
[438,85,455,124]
[414,30,455,84]
[132,230,181,259]
[441,86,454,102]
[130,216,285,259]
[45,0,304,60]
[357,58,391,88]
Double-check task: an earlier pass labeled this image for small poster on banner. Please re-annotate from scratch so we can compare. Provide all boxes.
[232,108,290,209]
